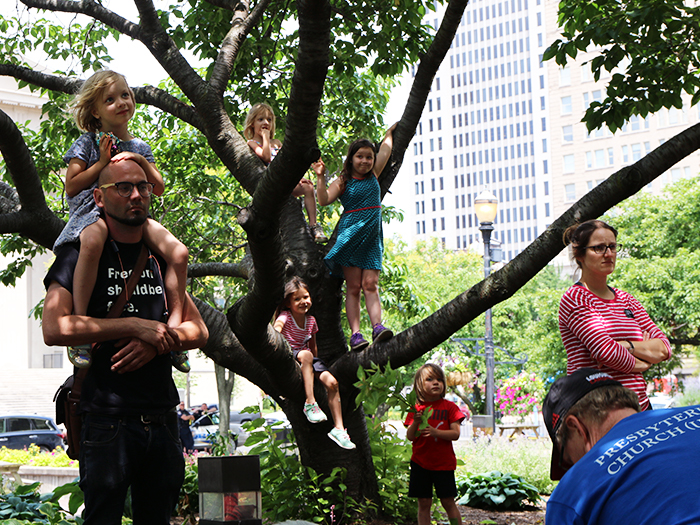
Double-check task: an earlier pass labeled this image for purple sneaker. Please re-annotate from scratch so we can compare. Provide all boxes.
[372,323,393,343]
[349,332,369,352]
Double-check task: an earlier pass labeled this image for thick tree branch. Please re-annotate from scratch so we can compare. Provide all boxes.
[0,109,65,248]
[332,122,700,383]
[227,0,330,356]
[21,0,141,38]
[669,337,700,346]
[188,262,249,278]
[0,65,202,129]
[380,0,469,196]
[210,0,274,96]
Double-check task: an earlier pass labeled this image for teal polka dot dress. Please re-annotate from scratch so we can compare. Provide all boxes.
[325,175,383,277]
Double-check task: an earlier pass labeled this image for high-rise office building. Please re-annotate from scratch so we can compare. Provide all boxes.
[397,0,700,258]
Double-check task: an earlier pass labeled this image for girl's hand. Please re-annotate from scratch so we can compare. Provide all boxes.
[112,151,144,164]
[385,122,398,135]
[312,159,326,178]
[98,135,113,166]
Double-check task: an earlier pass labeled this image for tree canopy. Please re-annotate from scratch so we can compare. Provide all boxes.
[1,0,700,511]
[544,0,700,131]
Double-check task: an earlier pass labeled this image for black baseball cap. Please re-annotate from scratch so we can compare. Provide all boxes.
[542,368,621,480]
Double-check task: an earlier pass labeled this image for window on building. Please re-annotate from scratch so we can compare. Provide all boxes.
[563,154,575,173]
[564,183,576,202]
[562,125,573,143]
[559,66,571,86]
[560,96,572,115]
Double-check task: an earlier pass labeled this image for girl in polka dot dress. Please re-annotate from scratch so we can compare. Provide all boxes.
[315,123,396,351]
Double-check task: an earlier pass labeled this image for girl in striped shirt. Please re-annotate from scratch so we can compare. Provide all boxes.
[559,220,671,410]
[273,277,356,449]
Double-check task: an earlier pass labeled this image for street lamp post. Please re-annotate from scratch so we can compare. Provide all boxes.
[474,190,498,433]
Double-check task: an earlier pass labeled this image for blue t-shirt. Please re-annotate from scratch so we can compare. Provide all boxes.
[546,405,700,524]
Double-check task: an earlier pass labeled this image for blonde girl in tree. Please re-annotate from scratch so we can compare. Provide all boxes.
[244,103,327,242]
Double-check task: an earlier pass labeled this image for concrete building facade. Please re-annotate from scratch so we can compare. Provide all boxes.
[398,0,700,255]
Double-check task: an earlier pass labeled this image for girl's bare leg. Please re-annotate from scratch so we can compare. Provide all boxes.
[342,266,363,333]
[440,497,462,525]
[417,498,432,525]
[142,219,188,327]
[292,181,318,225]
[296,350,317,405]
[361,269,382,327]
[319,371,343,429]
[74,219,109,315]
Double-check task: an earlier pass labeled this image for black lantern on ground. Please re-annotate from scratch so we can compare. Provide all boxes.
[198,455,262,525]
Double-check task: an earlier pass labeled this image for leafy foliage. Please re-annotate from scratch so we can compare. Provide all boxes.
[177,454,199,523]
[456,436,556,496]
[605,177,700,367]
[0,480,84,525]
[456,470,541,510]
[244,417,358,524]
[543,0,700,131]
[0,445,77,468]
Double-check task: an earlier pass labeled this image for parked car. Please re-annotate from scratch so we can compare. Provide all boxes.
[230,409,262,425]
[190,411,244,451]
[649,394,678,410]
[0,415,65,452]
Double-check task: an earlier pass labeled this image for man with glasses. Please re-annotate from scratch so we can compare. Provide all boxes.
[543,368,700,524]
[42,159,208,525]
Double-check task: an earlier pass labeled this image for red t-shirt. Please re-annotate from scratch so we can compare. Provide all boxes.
[404,398,464,471]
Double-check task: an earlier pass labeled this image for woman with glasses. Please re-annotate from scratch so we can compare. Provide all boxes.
[559,220,671,410]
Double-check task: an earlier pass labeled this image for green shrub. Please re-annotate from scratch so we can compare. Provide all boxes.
[0,480,83,524]
[177,454,199,523]
[456,435,556,495]
[245,417,361,524]
[456,471,541,510]
[678,387,700,407]
[0,445,77,468]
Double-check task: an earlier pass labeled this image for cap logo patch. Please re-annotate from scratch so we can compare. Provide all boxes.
[551,412,560,428]
[586,372,613,384]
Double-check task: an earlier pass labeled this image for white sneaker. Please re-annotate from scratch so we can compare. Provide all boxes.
[304,402,328,423]
[328,427,356,450]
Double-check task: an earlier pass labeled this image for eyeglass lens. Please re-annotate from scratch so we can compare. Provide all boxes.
[115,182,153,197]
[590,243,619,254]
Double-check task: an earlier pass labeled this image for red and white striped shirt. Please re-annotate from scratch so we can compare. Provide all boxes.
[558,284,671,410]
[276,310,317,352]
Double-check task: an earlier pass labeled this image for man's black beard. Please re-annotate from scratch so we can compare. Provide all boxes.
[105,209,148,227]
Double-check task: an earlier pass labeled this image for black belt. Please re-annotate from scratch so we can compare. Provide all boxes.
[124,408,176,425]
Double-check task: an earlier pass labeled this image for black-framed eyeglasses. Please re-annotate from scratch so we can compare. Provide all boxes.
[585,243,620,255]
[99,181,155,198]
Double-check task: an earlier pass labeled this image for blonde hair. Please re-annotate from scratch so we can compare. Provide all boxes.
[244,103,276,140]
[413,363,447,404]
[71,70,134,132]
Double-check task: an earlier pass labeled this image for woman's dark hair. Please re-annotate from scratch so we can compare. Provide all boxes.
[274,276,309,319]
[563,220,618,267]
[339,138,377,192]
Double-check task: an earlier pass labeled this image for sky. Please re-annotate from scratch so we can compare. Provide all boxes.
[1,1,414,241]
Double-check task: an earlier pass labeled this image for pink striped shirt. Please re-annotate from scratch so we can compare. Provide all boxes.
[558,284,671,410]
[276,310,317,352]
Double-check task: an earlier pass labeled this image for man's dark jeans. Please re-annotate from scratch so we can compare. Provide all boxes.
[79,412,184,525]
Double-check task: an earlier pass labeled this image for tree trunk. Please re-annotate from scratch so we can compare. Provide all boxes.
[215,363,236,453]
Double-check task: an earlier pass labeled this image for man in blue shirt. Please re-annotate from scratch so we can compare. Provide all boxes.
[543,368,700,524]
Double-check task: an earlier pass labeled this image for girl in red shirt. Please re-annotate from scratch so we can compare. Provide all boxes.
[405,363,464,525]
